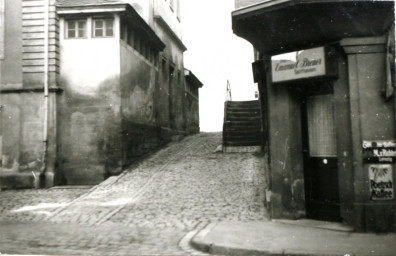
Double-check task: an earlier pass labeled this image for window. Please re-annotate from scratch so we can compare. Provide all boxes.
[66,20,86,38]
[150,50,155,64]
[162,58,167,73]
[169,65,175,81]
[121,22,128,42]
[93,18,114,37]
[145,45,150,59]
[141,42,146,57]
[127,30,134,46]
[134,36,140,52]
[170,0,174,11]
[177,70,181,82]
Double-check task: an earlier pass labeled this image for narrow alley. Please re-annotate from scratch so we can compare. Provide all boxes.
[0,132,268,255]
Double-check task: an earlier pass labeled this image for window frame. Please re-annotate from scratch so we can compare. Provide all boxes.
[92,18,114,38]
[65,19,87,39]
[170,0,175,11]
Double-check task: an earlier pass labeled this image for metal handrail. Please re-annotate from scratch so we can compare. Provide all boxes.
[226,80,232,101]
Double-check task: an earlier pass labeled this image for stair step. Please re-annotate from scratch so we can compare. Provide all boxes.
[224,120,261,126]
[224,128,261,132]
[226,100,260,107]
[227,109,260,113]
[223,133,261,140]
[224,131,262,137]
[226,106,260,111]
[223,140,261,146]
[224,127,261,132]
[223,100,262,147]
[225,116,261,122]
[224,138,262,144]
[226,111,260,117]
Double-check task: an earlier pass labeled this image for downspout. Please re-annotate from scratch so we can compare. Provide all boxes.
[40,0,50,187]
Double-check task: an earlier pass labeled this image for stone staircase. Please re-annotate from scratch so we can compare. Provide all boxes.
[222,100,262,152]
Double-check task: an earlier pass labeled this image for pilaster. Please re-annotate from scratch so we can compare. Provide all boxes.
[340,36,395,232]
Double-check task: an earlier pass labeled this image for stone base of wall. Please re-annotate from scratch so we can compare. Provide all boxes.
[0,172,37,189]
[355,203,396,232]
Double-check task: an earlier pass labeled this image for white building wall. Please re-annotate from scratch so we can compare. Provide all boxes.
[59,15,121,96]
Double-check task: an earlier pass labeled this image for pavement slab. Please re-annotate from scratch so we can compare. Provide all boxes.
[191,221,396,256]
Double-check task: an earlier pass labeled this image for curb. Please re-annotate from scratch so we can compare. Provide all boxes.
[189,222,355,256]
[189,223,284,256]
[189,223,217,253]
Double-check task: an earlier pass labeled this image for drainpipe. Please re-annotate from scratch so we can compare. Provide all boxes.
[40,0,50,187]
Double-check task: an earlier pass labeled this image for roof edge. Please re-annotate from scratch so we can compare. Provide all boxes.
[232,0,395,19]
[57,2,128,14]
[154,15,187,52]
[57,3,165,51]
[184,68,203,88]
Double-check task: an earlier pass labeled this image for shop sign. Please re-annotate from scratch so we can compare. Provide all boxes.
[362,140,396,163]
[271,47,329,83]
[369,164,394,200]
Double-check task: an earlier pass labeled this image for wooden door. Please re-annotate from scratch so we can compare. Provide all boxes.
[302,94,341,221]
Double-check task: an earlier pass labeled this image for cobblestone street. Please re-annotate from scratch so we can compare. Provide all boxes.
[0,132,268,255]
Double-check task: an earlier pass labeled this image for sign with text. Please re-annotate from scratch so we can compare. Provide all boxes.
[271,47,327,83]
[369,164,394,200]
[362,140,396,163]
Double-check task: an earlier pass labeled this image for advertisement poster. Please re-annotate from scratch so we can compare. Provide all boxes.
[369,164,394,200]
[271,47,327,83]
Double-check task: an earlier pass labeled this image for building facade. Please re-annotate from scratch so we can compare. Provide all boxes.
[233,0,395,232]
[0,0,202,188]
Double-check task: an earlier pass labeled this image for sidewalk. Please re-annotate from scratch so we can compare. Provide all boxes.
[191,219,396,256]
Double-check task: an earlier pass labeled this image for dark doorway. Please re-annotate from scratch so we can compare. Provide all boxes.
[301,94,341,221]
[169,64,175,129]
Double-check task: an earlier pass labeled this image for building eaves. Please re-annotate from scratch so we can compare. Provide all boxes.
[232,0,394,54]
[184,68,203,88]
[56,2,165,51]
[57,0,122,7]
[154,15,187,52]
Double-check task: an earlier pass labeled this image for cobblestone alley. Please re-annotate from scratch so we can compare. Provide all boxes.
[0,132,268,255]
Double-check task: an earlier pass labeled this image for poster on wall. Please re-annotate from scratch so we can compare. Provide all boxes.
[362,140,396,163]
[369,164,394,201]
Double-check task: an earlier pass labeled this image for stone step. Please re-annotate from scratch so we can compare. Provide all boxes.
[0,172,36,189]
[224,120,261,126]
[225,115,261,122]
[226,106,260,112]
[225,100,260,107]
[226,111,260,117]
[223,134,261,141]
[226,108,260,113]
[224,127,261,133]
[223,140,261,146]
[223,131,262,137]
[223,100,262,148]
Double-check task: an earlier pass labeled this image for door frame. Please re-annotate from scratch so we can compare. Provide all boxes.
[300,87,342,222]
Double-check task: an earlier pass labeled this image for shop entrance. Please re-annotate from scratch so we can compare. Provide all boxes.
[302,94,341,221]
